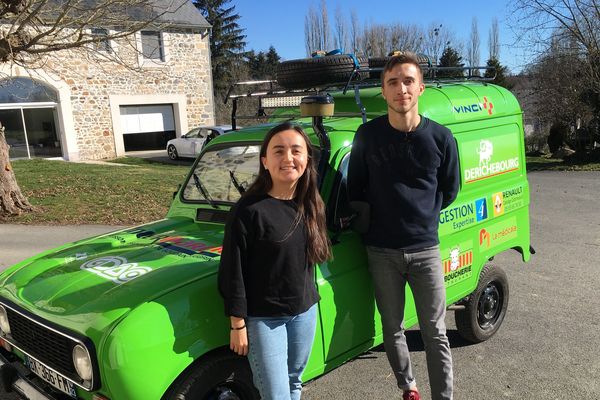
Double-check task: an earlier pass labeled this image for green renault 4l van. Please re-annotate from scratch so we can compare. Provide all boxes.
[0,56,532,400]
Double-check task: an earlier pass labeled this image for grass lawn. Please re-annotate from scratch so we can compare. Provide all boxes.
[526,156,600,171]
[1,158,189,225]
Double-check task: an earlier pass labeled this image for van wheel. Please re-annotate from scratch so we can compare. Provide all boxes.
[455,264,509,343]
[276,54,369,89]
[167,145,179,160]
[165,351,259,400]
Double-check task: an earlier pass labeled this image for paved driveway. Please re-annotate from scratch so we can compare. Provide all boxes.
[0,171,598,400]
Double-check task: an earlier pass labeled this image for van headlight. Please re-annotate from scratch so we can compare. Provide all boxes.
[72,344,93,381]
[0,305,10,335]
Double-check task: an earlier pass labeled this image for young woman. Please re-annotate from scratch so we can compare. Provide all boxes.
[218,122,331,400]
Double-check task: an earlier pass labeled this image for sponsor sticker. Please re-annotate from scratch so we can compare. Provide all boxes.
[80,256,152,284]
[123,228,222,259]
[461,133,520,184]
[478,217,518,250]
[492,192,504,217]
[475,197,488,222]
[442,242,474,284]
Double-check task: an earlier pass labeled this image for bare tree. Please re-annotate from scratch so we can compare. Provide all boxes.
[489,17,500,60]
[304,4,321,55]
[304,0,332,54]
[0,0,187,216]
[509,0,600,96]
[423,22,454,64]
[319,0,330,51]
[350,9,360,54]
[333,5,348,52]
[467,17,481,75]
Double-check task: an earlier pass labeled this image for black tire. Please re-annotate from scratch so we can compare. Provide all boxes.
[368,53,432,80]
[276,54,369,90]
[167,145,179,160]
[164,351,259,400]
[367,57,390,80]
[455,264,509,343]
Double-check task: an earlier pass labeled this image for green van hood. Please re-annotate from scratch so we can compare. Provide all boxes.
[0,218,224,331]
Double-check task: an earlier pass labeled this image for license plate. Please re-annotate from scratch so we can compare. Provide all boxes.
[25,355,77,398]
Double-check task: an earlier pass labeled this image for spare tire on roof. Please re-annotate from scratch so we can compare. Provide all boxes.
[368,53,432,80]
[276,54,369,90]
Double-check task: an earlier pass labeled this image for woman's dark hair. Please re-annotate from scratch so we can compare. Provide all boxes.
[244,122,332,265]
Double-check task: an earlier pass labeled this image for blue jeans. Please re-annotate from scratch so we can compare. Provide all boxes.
[366,245,453,400]
[246,304,317,400]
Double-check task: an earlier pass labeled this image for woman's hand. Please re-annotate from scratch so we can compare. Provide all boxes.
[230,316,248,356]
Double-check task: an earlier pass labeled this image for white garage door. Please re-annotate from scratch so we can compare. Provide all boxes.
[120,104,175,134]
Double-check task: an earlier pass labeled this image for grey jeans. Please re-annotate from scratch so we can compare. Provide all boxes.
[366,245,453,400]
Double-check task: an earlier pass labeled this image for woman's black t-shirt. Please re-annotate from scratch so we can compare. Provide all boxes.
[218,193,320,318]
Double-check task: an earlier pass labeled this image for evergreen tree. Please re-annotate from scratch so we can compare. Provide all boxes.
[437,46,464,79]
[246,46,281,80]
[484,57,512,89]
[194,0,247,93]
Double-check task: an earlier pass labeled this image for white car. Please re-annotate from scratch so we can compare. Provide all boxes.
[166,125,235,160]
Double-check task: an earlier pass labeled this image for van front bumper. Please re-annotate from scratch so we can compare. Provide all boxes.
[0,349,56,400]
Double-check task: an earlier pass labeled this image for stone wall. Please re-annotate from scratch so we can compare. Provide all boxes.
[42,28,214,160]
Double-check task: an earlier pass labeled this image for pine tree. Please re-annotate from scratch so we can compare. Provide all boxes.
[194,0,247,93]
[437,46,464,79]
[484,57,512,89]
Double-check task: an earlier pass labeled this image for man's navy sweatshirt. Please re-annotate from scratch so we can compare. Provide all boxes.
[347,115,460,250]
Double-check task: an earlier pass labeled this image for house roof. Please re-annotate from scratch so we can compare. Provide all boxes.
[40,0,211,30]
[145,0,211,29]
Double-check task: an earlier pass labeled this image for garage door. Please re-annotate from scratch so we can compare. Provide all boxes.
[120,104,176,151]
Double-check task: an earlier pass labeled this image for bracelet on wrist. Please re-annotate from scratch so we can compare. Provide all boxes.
[231,324,246,330]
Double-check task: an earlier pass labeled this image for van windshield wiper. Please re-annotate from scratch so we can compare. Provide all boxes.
[229,170,246,196]
[192,173,218,209]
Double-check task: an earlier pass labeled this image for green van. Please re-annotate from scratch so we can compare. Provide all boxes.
[0,58,532,400]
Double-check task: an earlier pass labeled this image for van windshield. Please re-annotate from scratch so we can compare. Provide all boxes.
[182,144,261,204]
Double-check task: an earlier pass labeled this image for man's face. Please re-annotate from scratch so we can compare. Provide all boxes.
[381,63,425,115]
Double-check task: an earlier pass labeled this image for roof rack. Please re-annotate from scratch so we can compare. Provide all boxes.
[224,65,497,129]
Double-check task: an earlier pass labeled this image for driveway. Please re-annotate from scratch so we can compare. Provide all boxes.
[0,171,599,400]
[125,149,194,166]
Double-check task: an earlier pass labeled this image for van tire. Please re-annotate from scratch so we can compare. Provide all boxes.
[165,350,259,400]
[454,264,509,343]
[276,54,369,89]
[367,57,390,80]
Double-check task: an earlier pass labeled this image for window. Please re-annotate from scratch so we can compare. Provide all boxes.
[141,31,164,61]
[91,28,111,52]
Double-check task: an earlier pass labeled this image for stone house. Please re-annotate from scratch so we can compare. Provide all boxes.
[0,0,214,161]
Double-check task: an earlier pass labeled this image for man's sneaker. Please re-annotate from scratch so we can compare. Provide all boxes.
[402,390,421,400]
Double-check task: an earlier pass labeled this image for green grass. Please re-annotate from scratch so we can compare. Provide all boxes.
[526,156,600,171]
[1,158,188,225]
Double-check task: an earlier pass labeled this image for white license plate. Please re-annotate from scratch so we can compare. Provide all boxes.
[25,355,77,398]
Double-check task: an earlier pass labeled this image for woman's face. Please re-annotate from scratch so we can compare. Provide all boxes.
[261,129,309,188]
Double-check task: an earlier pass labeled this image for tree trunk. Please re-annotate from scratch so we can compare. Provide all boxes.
[0,123,34,216]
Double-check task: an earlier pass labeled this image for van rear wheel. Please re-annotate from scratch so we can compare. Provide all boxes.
[165,351,259,400]
[455,264,509,343]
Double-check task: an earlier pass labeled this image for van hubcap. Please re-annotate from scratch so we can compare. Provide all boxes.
[477,282,502,329]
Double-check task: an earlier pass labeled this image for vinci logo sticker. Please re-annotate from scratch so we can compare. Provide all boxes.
[492,192,504,216]
[81,256,152,284]
[453,97,494,116]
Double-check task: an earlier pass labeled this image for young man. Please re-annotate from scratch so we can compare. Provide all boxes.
[347,53,459,400]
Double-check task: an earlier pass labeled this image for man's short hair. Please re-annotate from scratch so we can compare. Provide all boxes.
[381,52,424,86]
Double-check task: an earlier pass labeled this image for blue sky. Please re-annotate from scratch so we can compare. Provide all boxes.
[234,0,531,73]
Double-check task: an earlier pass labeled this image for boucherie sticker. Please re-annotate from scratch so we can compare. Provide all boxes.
[81,256,152,284]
